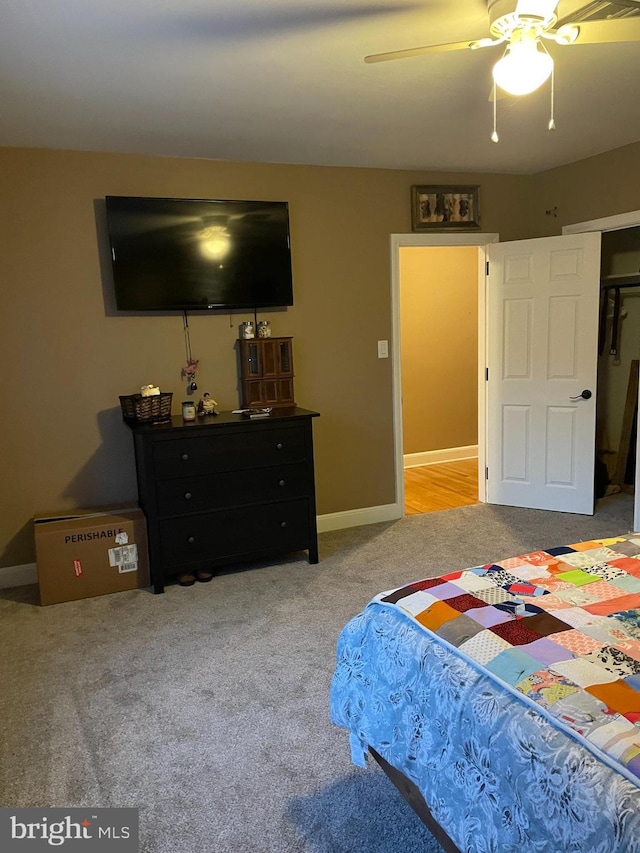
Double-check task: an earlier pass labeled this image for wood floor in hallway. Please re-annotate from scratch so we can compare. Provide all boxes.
[405,458,479,515]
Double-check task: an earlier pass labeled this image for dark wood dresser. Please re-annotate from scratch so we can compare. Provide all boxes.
[126,407,319,593]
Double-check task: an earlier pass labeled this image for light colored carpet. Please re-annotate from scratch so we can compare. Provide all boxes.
[0,493,634,852]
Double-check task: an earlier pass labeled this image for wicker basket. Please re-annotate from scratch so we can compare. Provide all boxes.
[119,392,173,424]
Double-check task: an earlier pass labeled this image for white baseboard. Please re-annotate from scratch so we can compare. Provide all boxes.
[317,503,401,533]
[0,506,403,590]
[404,445,478,469]
[0,562,37,590]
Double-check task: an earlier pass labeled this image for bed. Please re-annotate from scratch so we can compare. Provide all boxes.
[330,533,640,853]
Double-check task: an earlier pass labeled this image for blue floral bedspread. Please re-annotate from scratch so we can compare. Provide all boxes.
[330,536,640,853]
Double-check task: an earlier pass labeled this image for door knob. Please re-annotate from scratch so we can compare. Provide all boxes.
[570,389,592,401]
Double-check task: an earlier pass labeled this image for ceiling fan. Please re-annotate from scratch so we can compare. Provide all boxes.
[365,0,640,137]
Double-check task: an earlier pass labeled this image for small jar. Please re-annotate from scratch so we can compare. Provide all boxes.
[182,401,196,421]
[257,320,271,338]
[240,321,255,339]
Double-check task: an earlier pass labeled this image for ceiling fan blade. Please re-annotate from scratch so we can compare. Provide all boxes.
[570,17,640,45]
[364,38,473,63]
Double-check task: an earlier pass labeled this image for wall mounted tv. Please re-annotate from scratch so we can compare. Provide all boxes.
[105,196,294,311]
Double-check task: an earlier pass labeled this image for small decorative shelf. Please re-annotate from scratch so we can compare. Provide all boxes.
[238,336,295,409]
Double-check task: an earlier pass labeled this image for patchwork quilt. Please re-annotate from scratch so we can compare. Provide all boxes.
[331,534,640,853]
[377,534,640,783]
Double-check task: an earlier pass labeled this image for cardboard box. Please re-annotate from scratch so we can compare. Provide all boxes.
[34,504,150,605]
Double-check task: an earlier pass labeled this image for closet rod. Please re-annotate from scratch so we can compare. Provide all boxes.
[601,275,640,291]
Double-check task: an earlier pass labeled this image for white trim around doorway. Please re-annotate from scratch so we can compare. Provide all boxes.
[563,210,640,236]
[390,232,499,517]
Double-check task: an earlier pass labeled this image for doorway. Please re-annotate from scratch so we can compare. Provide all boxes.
[562,210,640,530]
[390,232,499,516]
[593,229,640,517]
[399,244,481,515]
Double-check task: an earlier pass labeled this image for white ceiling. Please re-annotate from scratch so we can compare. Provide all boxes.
[1,0,640,175]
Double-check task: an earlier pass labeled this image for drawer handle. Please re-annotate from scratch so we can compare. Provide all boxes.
[181,453,189,461]
[187,536,195,544]
[184,492,192,500]
[278,479,285,487]
[280,521,287,528]
[276,443,284,450]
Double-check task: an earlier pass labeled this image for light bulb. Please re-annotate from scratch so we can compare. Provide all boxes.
[492,30,553,96]
[200,225,231,260]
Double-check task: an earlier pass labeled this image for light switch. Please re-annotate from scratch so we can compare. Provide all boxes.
[377,340,389,359]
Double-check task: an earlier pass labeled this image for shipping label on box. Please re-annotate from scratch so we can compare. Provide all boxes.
[34,504,150,605]
[109,543,139,573]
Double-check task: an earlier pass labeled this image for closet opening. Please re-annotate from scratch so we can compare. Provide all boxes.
[596,226,640,503]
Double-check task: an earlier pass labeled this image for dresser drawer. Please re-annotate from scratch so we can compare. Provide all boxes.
[158,499,311,568]
[155,463,311,516]
[152,425,306,478]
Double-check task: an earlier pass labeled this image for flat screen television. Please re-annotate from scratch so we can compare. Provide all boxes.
[105,196,294,311]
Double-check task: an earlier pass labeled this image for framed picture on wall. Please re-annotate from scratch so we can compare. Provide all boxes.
[411,185,480,231]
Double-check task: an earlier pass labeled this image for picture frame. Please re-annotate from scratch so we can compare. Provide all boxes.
[411,184,480,231]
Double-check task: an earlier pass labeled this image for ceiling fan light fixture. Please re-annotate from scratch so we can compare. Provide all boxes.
[492,30,553,95]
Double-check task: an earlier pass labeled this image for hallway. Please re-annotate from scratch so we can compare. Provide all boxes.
[404,458,479,515]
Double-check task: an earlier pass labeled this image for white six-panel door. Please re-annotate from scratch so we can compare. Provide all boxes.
[486,232,602,514]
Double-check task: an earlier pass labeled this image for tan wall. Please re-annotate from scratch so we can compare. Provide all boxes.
[531,140,640,238]
[0,147,535,567]
[400,247,479,455]
[4,140,640,569]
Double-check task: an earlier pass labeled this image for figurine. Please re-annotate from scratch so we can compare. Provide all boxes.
[198,392,218,416]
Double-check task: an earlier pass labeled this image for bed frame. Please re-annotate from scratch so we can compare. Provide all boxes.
[369,747,462,853]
